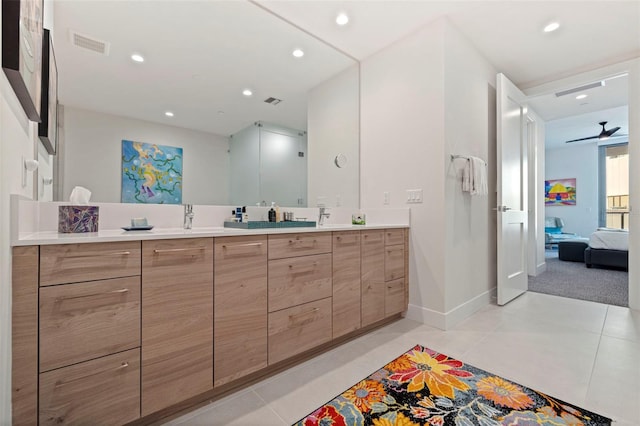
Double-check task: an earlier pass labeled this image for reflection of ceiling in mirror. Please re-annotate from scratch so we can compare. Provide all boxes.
[52,1,356,136]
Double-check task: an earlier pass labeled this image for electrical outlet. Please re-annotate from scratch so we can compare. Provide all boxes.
[384,192,390,205]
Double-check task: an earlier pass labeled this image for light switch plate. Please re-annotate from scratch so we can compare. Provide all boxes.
[406,189,423,203]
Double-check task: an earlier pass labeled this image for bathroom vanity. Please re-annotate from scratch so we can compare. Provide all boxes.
[11,226,409,425]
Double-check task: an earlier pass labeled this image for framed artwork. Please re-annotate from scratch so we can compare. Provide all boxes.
[121,140,183,204]
[38,28,57,154]
[545,178,576,206]
[1,0,44,121]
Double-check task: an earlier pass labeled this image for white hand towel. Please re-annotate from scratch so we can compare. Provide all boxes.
[462,159,472,192]
[470,156,488,196]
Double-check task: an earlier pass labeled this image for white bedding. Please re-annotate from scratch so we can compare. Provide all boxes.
[589,229,629,251]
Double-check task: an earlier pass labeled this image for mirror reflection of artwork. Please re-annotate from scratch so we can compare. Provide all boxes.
[545,178,576,206]
[121,140,183,204]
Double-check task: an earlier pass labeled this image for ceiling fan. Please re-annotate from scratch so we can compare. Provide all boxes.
[565,121,626,143]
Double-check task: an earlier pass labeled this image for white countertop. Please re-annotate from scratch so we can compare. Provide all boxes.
[13,224,409,246]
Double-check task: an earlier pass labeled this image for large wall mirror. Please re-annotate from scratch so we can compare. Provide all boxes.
[51,1,359,208]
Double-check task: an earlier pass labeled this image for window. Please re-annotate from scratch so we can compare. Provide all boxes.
[599,144,629,229]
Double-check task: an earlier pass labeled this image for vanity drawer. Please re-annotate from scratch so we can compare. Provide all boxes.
[385,278,406,317]
[39,348,140,426]
[268,233,332,260]
[385,245,405,281]
[40,276,141,372]
[40,241,141,286]
[385,229,405,246]
[268,297,332,364]
[268,253,332,312]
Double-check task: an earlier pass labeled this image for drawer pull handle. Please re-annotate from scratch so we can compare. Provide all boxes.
[222,242,263,249]
[153,247,206,254]
[55,362,129,387]
[66,251,131,258]
[288,262,318,270]
[289,307,319,320]
[56,288,129,302]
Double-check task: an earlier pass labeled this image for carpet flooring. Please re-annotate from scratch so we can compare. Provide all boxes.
[294,344,612,425]
[528,253,628,307]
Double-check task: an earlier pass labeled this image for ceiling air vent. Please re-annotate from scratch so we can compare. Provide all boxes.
[554,81,603,97]
[264,97,282,105]
[69,30,110,55]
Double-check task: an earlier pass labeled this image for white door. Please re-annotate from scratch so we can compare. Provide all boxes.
[496,73,529,305]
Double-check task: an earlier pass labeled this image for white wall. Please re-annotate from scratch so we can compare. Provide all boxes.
[628,59,639,310]
[545,144,599,238]
[62,107,230,205]
[0,50,40,426]
[308,64,360,208]
[527,111,547,276]
[361,20,447,316]
[443,22,497,315]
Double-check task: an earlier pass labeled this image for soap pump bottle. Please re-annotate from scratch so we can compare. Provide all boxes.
[275,204,281,223]
[268,202,276,222]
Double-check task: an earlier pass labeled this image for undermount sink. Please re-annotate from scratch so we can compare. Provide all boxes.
[318,224,353,229]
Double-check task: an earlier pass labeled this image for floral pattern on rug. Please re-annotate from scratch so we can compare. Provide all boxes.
[294,345,611,426]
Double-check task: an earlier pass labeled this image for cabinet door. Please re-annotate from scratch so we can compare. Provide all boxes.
[332,231,361,338]
[385,278,405,317]
[385,245,405,281]
[268,297,332,365]
[268,253,332,312]
[361,230,385,327]
[214,236,268,387]
[40,276,140,372]
[141,238,213,415]
[39,348,140,426]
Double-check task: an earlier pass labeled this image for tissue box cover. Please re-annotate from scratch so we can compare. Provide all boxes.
[58,206,99,233]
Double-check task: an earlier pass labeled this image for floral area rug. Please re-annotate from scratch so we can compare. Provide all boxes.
[294,344,611,426]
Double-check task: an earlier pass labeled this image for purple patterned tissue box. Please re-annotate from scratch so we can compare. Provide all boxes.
[58,206,100,233]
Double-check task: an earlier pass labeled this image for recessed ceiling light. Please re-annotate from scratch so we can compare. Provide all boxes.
[575,94,588,100]
[131,53,144,63]
[292,49,304,58]
[336,13,349,26]
[165,111,174,117]
[242,89,253,97]
[543,22,560,33]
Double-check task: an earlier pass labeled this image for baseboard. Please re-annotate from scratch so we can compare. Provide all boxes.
[406,287,495,330]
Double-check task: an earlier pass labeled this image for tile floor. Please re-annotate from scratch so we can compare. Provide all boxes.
[166,292,640,425]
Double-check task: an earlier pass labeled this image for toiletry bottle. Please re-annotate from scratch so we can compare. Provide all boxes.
[242,206,249,223]
[268,203,276,222]
[275,204,281,222]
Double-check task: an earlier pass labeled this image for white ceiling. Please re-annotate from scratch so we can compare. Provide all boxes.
[53,1,639,139]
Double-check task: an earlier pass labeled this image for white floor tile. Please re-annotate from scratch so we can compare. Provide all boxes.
[166,292,631,425]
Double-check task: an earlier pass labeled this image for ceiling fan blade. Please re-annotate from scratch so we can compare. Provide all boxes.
[566,135,598,143]
[603,126,621,137]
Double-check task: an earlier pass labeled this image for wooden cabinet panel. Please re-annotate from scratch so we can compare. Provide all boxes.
[12,246,39,426]
[332,231,361,338]
[214,236,268,387]
[268,297,332,365]
[268,233,332,260]
[40,241,141,286]
[361,230,385,327]
[385,245,405,282]
[385,229,405,246]
[141,238,213,416]
[39,348,140,426]
[39,276,141,372]
[385,278,405,317]
[268,253,332,312]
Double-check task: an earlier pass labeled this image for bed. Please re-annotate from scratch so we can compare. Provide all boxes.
[584,228,629,270]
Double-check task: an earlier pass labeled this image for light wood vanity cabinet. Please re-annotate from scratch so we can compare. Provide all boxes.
[332,231,361,338]
[267,232,333,364]
[39,348,141,426]
[12,227,408,424]
[361,230,386,326]
[214,235,268,387]
[141,238,214,416]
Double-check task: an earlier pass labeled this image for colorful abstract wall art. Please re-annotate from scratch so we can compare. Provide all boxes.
[121,140,183,204]
[545,178,576,206]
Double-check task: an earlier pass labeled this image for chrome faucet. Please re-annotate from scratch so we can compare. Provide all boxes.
[184,204,194,230]
[318,207,330,226]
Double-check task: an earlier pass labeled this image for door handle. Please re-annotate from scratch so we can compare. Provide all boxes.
[493,206,512,212]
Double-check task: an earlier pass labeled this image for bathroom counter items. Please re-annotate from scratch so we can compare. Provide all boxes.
[12,224,409,246]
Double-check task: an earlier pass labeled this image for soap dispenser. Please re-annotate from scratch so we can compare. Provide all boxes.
[275,204,281,223]
[268,202,276,222]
